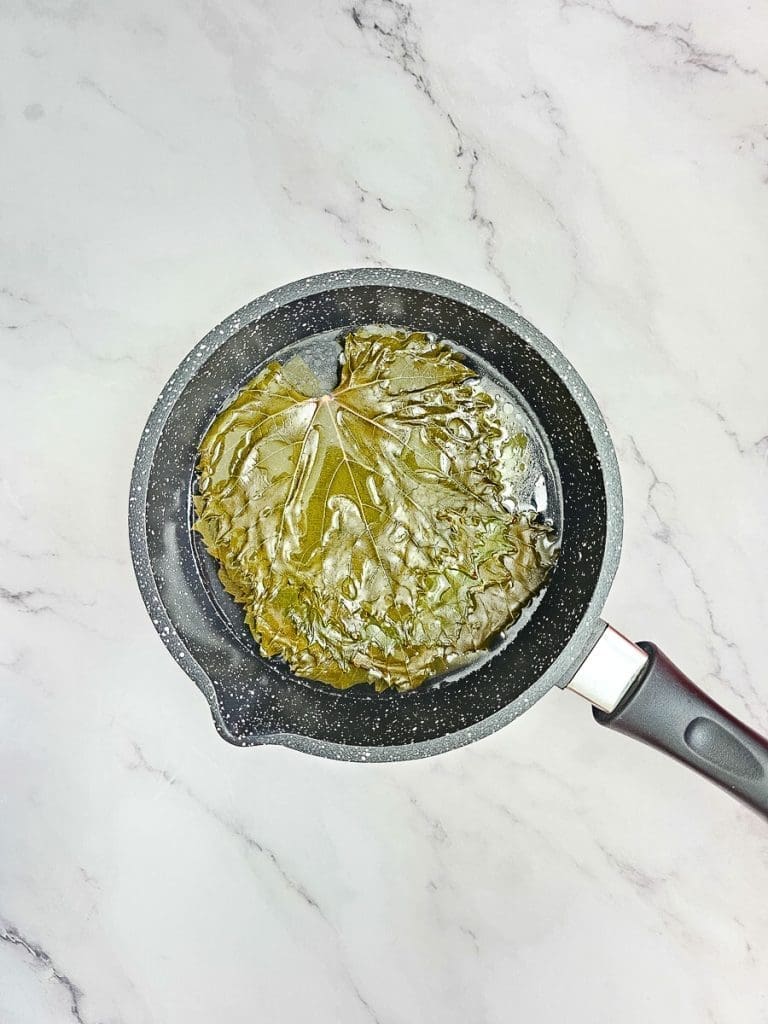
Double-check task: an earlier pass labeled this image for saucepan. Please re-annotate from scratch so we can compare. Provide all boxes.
[129,268,768,816]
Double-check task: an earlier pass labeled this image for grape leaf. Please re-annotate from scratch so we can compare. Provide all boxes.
[193,327,557,691]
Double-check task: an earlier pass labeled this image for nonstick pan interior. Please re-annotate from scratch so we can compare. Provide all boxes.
[129,269,622,759]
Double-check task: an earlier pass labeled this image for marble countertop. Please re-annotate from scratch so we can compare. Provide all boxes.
[3,0,768,1021]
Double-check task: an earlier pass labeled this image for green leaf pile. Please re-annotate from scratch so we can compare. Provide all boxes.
[194,327,557,691]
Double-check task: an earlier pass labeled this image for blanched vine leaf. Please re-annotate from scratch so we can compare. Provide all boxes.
[194,327,557,691]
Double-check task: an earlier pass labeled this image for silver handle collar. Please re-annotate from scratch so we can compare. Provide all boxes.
[566,624,649,713]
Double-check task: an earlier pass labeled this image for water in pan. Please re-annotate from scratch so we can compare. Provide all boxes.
[190,324,563,694]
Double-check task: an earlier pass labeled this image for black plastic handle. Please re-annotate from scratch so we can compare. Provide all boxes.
[594,642,768,817]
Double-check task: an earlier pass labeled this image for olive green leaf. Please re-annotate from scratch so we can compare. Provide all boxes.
[194,327,557,691]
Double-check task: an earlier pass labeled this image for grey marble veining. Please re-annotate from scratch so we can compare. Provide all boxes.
[2,0,768,1021]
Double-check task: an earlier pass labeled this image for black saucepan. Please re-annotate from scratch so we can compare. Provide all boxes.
[129,269,768,816]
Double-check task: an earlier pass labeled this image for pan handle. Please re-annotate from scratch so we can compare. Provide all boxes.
[594,642,768,817]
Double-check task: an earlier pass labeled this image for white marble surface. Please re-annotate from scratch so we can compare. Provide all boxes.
[2,0,768,1020]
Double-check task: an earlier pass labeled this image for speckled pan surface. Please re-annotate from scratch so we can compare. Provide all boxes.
[129,268,623,760]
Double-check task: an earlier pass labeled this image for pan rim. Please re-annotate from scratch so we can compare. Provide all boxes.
[129,267,623,761]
